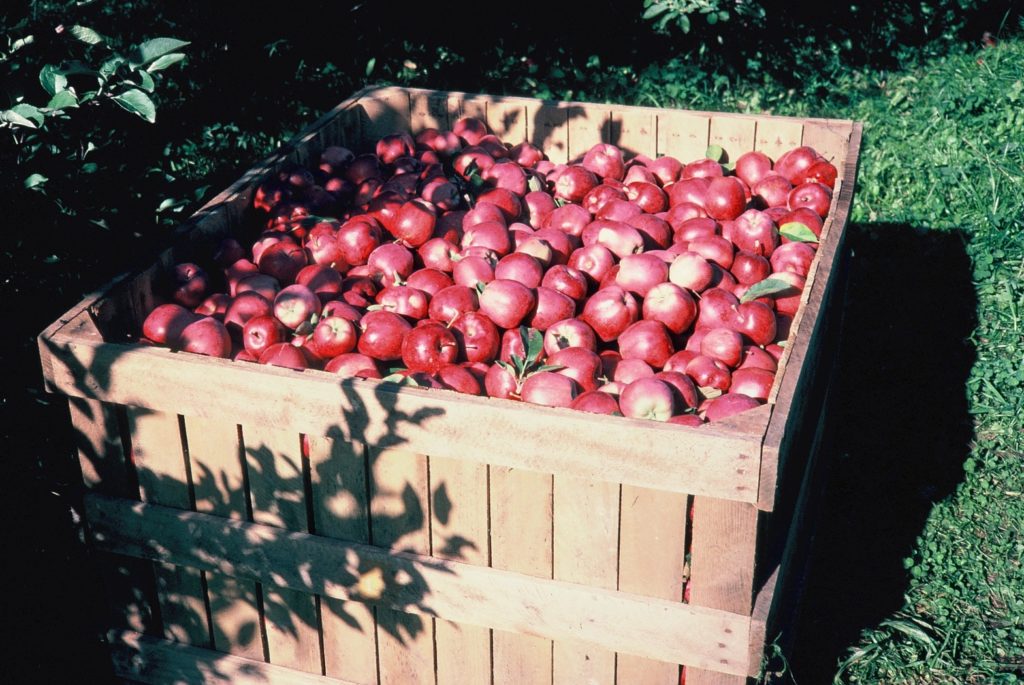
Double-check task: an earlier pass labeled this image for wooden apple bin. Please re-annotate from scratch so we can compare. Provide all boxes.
[38,86,861,685]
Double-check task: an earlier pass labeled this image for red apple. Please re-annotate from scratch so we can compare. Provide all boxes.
[358,310,412,361]
[620,378,676,421]
[730,367,775,401]
[788,182,833,217]
[543,318,598,355]
[243,314,287,356]
[143,303,198,346]
[615,253,669,297]
[773,146,819,185]
[703,176,747,220]
[451,311,500,363]
[582,143,626,181]
[478,279,536,329]
[685,354,732,391]
[643,282,697,334]
[734,151,773,187]
[375,285,430,321]
[259,342,309,370]
[704,393,762,422]
[309,315,358,358]
[529,287,576,332]
[618,320,675,369]
[402,322,459,373]
[554,165,599,203]
[570,391,620,415]
[669,252,715,293]
[521,371,579,407]
[274,284,319,330]
[548,347,602,391]
[324,352,381,378]
[545,203,591,237]
[732,209,780,257]
[178,317,232,358]
[581,286,639,342]
[735,301,778,346]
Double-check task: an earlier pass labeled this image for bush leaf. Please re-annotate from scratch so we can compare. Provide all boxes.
[129,38,191,67]
[643,3,669,19]
[68,25,104,45]
[112,89,156,123]
[779,221,820,243]
[146,52,186,72]
[47,90,79,110]
[6,103,45,127]
[24,173,48,190]
[137,70,156,92]
[740,277,799,303]
[39,65,67,96]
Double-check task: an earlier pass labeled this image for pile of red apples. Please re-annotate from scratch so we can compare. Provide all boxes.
[141,116,837,425]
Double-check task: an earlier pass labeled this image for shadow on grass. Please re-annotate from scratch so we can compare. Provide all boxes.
[783,222,978,683]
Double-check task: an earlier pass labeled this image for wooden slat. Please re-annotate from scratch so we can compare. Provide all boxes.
[800,121,853,166]
[242,425,322,674]
[657,113,710,163]
[616,486,688,684]
[491,467,553,685]
[109,630,355,685]
[185,417,264,660]
[609,109,657,159]
[42,337,763,504]
[86,494,752,675]
[753,119,803,161]
[128,408,210,647]
[308,435,378,684]
[430,456,491,685]
[487,99,530,145]
[68,397,158,636]
[567,106,608,162]
[356,91,412,141]
[368,447,434,685]
[709,117,756,163]
[534,105,570,163]
[552,476,619,685]
[457,96,489,124]
[409,91,452,133]
[686,498,759,684]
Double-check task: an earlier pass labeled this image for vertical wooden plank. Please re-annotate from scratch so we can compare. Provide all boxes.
[567,106,608,162]
[308,435,378,684]
[752,118,803,162]
[534,105,570,163]
[458,96,490,125]
[616,486,688,685]
[357,91,412,140]
[129,408,211,648]
[410,92,451,133]
[491,467,553,685]
[430,457,491,685]
[369,447,434,685]
[69,397,158,636]
[487,99,529,145]
[552,476,619,685]
[242,425,322,674]
[800,121,852,168]
[685,497,759,685]
[709,117,757,163]
[185,417,264,661]
[608,109,657,159]
[657,113,710,163]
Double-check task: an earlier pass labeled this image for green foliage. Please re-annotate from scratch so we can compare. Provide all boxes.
[642,0,766,35]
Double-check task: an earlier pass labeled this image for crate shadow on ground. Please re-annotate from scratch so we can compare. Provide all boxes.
[780,223,978,683]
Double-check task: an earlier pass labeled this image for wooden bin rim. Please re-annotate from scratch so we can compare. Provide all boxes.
[38,85,862,511]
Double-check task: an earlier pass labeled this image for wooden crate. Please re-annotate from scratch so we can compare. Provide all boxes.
[38,86,861,685]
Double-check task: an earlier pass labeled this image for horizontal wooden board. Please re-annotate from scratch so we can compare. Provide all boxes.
[86,493,753,675]
[109,630,351,685]
[42,334,763,503]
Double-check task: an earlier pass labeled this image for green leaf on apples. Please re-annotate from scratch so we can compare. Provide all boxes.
[705,144,725,162]
[776,340,788,348]
[779,222,820,243]
[527,175,544,193]
[112,89,156,123]
[128,38,190,67]
[495,360,514,375]
[474,281,486,295]
[553,197,568,208]
[68,25,104,45]
[534,364,565,373]
[522,327,544,364]
[740,277,798,303]
[699,386,723,399]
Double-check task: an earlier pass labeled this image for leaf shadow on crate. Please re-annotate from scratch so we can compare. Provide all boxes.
[42,326,488,683]
[774,223,978,684]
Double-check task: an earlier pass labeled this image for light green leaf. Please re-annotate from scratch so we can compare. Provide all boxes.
[129,37,190,67]
[642,3,668,19]
[137,70,156,92]
[10,103,45,127]
[779,222,820,243]
[365,57,376,77]
[100,56,125,78]
[524,327,543,363]
[705,144,725,162]
[112,89,156,123]
[24,173,48,189]
[68,25,104,45]
[1,110,36,128]
[527,175,544,193]
[39,65,67,96]
[146,52,186,72]
[46,90,79,110]
[677,14,691,32]
[706,12,719,25]
[740,277,799,303]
